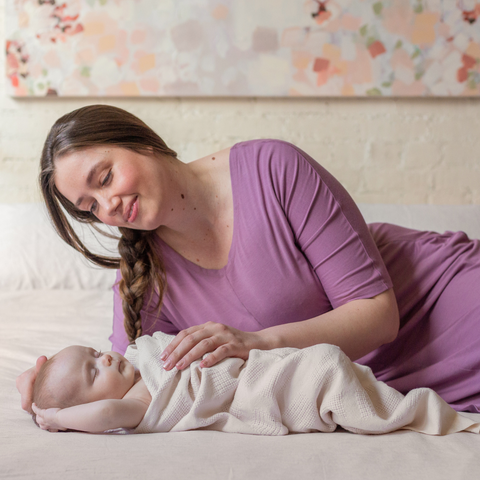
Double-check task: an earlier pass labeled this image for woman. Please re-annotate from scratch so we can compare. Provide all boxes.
[18,105,480,413]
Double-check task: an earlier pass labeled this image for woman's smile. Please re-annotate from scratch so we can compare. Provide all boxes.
[126,197,139,223]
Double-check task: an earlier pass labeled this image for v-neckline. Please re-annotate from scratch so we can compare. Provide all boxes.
[154,144,238,274]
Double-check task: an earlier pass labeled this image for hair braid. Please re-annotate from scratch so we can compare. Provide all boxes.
[118,228,166,343]
[39,105,176,342]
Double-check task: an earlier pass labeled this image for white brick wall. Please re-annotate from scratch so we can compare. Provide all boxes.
[1,2,479,205]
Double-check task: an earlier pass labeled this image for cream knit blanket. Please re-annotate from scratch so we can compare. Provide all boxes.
[125,332,480,435]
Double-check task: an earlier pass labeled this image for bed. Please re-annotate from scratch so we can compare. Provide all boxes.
[1,202,480,479]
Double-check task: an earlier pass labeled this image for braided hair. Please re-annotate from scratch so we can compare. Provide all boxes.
[40,105,176,342]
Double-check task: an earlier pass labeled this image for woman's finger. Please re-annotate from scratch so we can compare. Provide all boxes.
[161,323,261,371]
[163,330,216,370]
[160,325,206,362]
[199,344,236,369]
[173,337,221,370]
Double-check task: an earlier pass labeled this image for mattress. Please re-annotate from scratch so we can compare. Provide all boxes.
[1,203,480,479]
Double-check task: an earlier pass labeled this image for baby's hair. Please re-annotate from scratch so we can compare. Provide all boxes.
[40,105,175,344]
[32,355,81,414]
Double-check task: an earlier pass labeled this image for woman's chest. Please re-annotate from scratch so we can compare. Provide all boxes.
[159,205,332,332]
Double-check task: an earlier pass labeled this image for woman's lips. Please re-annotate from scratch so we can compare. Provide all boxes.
[127,198,138,223]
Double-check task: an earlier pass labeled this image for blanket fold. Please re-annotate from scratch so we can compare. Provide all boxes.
[125,332,480,435]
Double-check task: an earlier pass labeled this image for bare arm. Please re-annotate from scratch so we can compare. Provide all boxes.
[161,288,399,370]
[32,398,148,433]
[256,288,399,360]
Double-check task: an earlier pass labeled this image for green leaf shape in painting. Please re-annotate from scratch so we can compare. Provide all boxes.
[373,2,383,15]
[366,88,383,96]
[411,48,421,59]
[414,0,423,14]
[80,66,91,78]
[415,70,424,80]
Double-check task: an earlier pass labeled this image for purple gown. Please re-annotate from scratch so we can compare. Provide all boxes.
[110,140,480,412]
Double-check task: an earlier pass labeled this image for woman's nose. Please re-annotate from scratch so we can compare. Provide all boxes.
[98,194,120,217]
[105,196,121,217]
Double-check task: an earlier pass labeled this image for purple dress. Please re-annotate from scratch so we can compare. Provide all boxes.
[110,140,480,412]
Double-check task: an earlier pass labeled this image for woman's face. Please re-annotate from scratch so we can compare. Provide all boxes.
[54,146,171,231]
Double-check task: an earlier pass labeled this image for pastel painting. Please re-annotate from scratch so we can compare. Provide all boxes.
[5,0,480,97]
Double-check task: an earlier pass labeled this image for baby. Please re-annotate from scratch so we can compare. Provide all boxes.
[30,332,480,436]
[32,346,151,433]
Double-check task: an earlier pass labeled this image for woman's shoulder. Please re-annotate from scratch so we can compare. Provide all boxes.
[231,139,314,173]
[232,138,301,156]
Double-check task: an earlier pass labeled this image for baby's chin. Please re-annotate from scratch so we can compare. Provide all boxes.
[124,361,138,384]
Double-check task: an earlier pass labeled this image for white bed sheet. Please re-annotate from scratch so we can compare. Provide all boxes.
[2,203,480,479]
[1,291,480,480]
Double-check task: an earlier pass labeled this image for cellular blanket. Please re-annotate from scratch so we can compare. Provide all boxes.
[125,332,480,436]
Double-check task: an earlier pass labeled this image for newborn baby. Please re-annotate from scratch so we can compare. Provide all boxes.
[31,332,480,436]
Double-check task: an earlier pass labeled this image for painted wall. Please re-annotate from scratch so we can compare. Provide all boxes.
[0,1,479,205]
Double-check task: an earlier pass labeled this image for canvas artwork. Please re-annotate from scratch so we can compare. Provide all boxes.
[5,0,480,97]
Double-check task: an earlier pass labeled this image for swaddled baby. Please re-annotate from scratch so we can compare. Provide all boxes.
[31,332,480,436]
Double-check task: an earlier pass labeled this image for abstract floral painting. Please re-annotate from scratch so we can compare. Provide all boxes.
[5,0,480,97]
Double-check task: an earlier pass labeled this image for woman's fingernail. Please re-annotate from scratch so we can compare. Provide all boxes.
[163,360,172,370]
[176,361,184,369]
[160,352,167,361]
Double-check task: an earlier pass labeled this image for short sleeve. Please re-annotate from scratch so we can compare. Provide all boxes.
[110,269,178,355]
[270,141,392,308]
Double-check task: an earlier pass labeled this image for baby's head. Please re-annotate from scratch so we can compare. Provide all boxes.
[32,346,135,410]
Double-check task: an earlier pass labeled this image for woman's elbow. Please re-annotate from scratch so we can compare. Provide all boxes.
[378,288,400,344]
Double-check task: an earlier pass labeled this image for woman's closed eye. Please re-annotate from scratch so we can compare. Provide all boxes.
[89,172,112,213]
[101,170,112,187]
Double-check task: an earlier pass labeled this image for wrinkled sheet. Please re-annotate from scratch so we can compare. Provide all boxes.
[2,291,480,480]
[3,201,480,480]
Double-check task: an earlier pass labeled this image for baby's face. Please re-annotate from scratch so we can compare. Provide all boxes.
[50,346,136,405]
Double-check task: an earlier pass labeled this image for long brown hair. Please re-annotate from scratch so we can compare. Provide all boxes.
[40,105,177,343]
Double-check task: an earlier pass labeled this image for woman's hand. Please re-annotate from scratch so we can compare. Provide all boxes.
[32,404,66,432]
[160,322,267,371]
[16,356,48,414]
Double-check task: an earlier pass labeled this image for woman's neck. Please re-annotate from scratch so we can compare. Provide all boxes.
[155,147,233,269]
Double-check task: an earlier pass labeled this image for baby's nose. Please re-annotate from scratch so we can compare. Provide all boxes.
[102,354,112,366]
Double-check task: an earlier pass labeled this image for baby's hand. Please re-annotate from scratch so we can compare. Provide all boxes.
[32,403,66,432]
